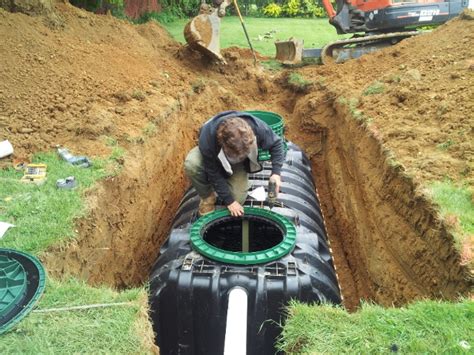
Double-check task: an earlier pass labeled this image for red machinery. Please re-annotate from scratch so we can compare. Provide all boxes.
[275,0,469,63]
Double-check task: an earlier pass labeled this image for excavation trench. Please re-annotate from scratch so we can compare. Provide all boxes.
[43,80,471,309]
[289,90,472,309]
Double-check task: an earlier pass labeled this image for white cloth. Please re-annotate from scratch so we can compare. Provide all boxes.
[0,222,14,239]
[248,186,267,201]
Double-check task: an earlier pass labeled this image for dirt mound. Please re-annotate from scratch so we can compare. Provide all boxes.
[0,3,190,160]
[0,4,271,162]
[299,13,474,186]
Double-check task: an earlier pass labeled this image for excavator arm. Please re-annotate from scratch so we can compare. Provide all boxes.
[321,0,337,18]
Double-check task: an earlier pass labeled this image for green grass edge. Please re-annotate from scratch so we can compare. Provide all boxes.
[278,299,474,354]
[0,151,155,353]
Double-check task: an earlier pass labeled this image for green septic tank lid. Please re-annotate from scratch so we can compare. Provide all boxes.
[245,110,287,161]
[190,207,296,265]
[0,249,46,334]
[245,111,284,138]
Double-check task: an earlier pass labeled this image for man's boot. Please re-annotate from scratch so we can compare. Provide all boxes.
[199,193,216,216]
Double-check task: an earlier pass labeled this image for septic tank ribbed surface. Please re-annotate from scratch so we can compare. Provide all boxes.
[149,137,342,354]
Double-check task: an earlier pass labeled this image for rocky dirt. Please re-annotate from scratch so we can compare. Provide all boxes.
[0,3,472,311]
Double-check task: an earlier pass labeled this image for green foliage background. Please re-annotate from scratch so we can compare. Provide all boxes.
[70,0,329,22]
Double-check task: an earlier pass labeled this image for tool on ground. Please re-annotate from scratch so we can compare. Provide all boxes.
[267,177,278,209]
[57,147,92,168]
[275,0,467,64]
[20,163,47,185]
[56,176,77,190]
[14,162,26,171]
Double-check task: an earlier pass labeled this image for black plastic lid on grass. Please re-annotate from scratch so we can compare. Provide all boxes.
[0,249,46,334]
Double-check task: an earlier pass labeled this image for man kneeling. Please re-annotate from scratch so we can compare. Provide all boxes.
[184,111,284,217]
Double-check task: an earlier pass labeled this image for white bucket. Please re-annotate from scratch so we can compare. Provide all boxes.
[0,140,14,158]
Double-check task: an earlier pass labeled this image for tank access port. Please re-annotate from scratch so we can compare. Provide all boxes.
[190,207,297,264]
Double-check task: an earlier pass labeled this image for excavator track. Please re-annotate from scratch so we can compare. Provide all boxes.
[321,31,421,64]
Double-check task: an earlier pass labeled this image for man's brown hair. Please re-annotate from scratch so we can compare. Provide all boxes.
[217,117,255,159]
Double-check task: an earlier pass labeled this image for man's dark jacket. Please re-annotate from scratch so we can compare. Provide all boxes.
[198,110,285,206]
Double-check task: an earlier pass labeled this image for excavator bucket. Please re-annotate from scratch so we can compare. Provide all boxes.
[184,6,226,63]
[274,38,304,64]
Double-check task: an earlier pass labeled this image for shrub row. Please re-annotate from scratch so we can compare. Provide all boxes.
[71,0,329,21]
[263,0,326,18]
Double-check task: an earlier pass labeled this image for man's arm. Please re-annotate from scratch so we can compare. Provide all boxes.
[257,124,284,176]
[200,149,235,206]
[255,121,284,194]
[268,138,284,176]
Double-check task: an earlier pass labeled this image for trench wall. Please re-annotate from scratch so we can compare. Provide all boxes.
[292,91,472,309]
[42,85,232,287]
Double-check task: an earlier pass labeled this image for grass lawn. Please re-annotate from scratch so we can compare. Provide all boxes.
[162,16,344,57]
[428,181,474,244]
[0,278,153,353]
[0,150,154,353]
[278,300,474,354]
[0,151,118,253]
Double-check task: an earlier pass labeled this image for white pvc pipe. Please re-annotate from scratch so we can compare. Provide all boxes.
[224,287,248,355]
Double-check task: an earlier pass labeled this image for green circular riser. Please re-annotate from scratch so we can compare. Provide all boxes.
[0,249,46,334]
[246,111,284,138]
[190,207,296,265]
[245,110,287,161]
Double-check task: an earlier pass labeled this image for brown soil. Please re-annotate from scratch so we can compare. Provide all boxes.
[289,94,471,309]
[299,15,474,186]
[287,13,474,308]
[0,2,472,316]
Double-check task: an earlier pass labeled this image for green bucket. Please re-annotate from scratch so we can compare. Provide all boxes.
[245,110,286,161]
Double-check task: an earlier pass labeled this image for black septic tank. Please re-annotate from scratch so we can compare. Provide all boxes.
[149,113,341,354]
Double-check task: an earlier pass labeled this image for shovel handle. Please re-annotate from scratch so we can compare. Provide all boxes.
[232,0,257,66]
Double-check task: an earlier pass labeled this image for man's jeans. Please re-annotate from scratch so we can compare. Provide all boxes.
[184,146,249,205]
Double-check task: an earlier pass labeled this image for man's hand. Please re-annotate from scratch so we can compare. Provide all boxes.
[269,174,281,195]
[227,201,244,217]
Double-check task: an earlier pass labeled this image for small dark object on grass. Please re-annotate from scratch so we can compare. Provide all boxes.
[57,147,92,168]
[56,176,77,190]
[390,344,399,352]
